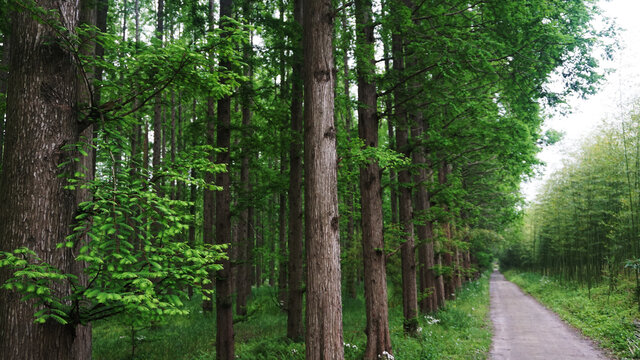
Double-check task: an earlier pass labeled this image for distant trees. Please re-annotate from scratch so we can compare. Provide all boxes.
[502,102,640,301]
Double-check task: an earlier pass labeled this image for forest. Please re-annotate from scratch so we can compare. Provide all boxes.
[0,0,613,359]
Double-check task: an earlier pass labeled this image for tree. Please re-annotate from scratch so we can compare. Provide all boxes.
[216,0,235,358]
[303,0,344,357]
[354,0,393,356]
[0,0,90,357]
[287,0,304,341]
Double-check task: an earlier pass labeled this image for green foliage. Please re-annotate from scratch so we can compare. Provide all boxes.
[92,274,492,359]
[0,126,228,326]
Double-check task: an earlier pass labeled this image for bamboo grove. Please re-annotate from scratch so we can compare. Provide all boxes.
[0,0,612,358]
[501,101,640,303]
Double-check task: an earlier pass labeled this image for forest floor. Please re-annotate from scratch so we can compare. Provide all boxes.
[93,275,493,359]
[490,271,608,359]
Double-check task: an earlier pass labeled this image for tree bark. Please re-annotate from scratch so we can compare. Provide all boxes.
[236,3,253,315]
[355,0,393,357]
[287,0,304,342]
[216,0,235,358]
[303,0,344,357]
[393,32,418,334]
[0,1,90,357]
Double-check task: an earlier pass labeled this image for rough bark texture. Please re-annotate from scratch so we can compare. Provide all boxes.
[287,0,304,341]
[392,32,418,334]
[303,0,344,357]
[0,1,91,358]
[355,0,393,357]
[215,0,235,358]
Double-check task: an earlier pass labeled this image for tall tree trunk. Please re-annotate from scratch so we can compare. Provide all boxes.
[0,32,9,167]
[236,32,253,311]
[170,89,176,198]
[0,0,89,357]
[255,211,263,287]
[355,0,392,357]
[393,31,418,334]
[303,0,344,357]
[412,138,436,313]
[216,0,235,358]
[287,0,304,341]
[438,162,455,300]
[202,97,215,313]
[340,2,358,301]
[152,0,164,184]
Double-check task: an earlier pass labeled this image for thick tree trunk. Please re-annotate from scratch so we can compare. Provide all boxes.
[287,0,304,341]
[215,0,235,358]
[303,0,344,357]
[0,1,90,357]
[355,0,393,357]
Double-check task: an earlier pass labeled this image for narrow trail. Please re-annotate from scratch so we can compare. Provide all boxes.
[489,271,608,360]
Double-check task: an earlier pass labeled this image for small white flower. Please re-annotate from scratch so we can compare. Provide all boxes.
[417,327,423,333]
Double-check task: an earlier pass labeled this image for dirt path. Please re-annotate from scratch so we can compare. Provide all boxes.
[489,271,608,359]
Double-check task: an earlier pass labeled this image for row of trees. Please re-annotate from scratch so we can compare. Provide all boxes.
[502,101,640,301]
[0,0,610,359]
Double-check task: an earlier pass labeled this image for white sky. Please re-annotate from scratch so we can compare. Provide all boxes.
[520,0,640,202]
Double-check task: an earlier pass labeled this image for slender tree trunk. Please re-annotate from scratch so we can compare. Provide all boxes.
[170,89,176,198]
[255,211,263,287]
[303,0,344,357]
[392,32,418,334]
[339,3,358,301]
[0,1,90,357]
[355,0,392,357]
[152,0,164,182]
[438,162,456,300]
[413,149,436,313]
[236,97,251,318]
[0,32,9,167]
[216,0,235,358]
[287,0,304,341]
[202,97,216,313]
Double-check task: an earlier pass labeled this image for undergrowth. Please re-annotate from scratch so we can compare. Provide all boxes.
[503,270,640,359]
[93,274,492,359]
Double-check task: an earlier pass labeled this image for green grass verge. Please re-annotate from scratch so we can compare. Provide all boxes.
[503,270,640,359]
[93,274,492,359]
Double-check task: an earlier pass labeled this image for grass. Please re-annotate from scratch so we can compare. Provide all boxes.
[503,270,640,359]
[93,274,492,359]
